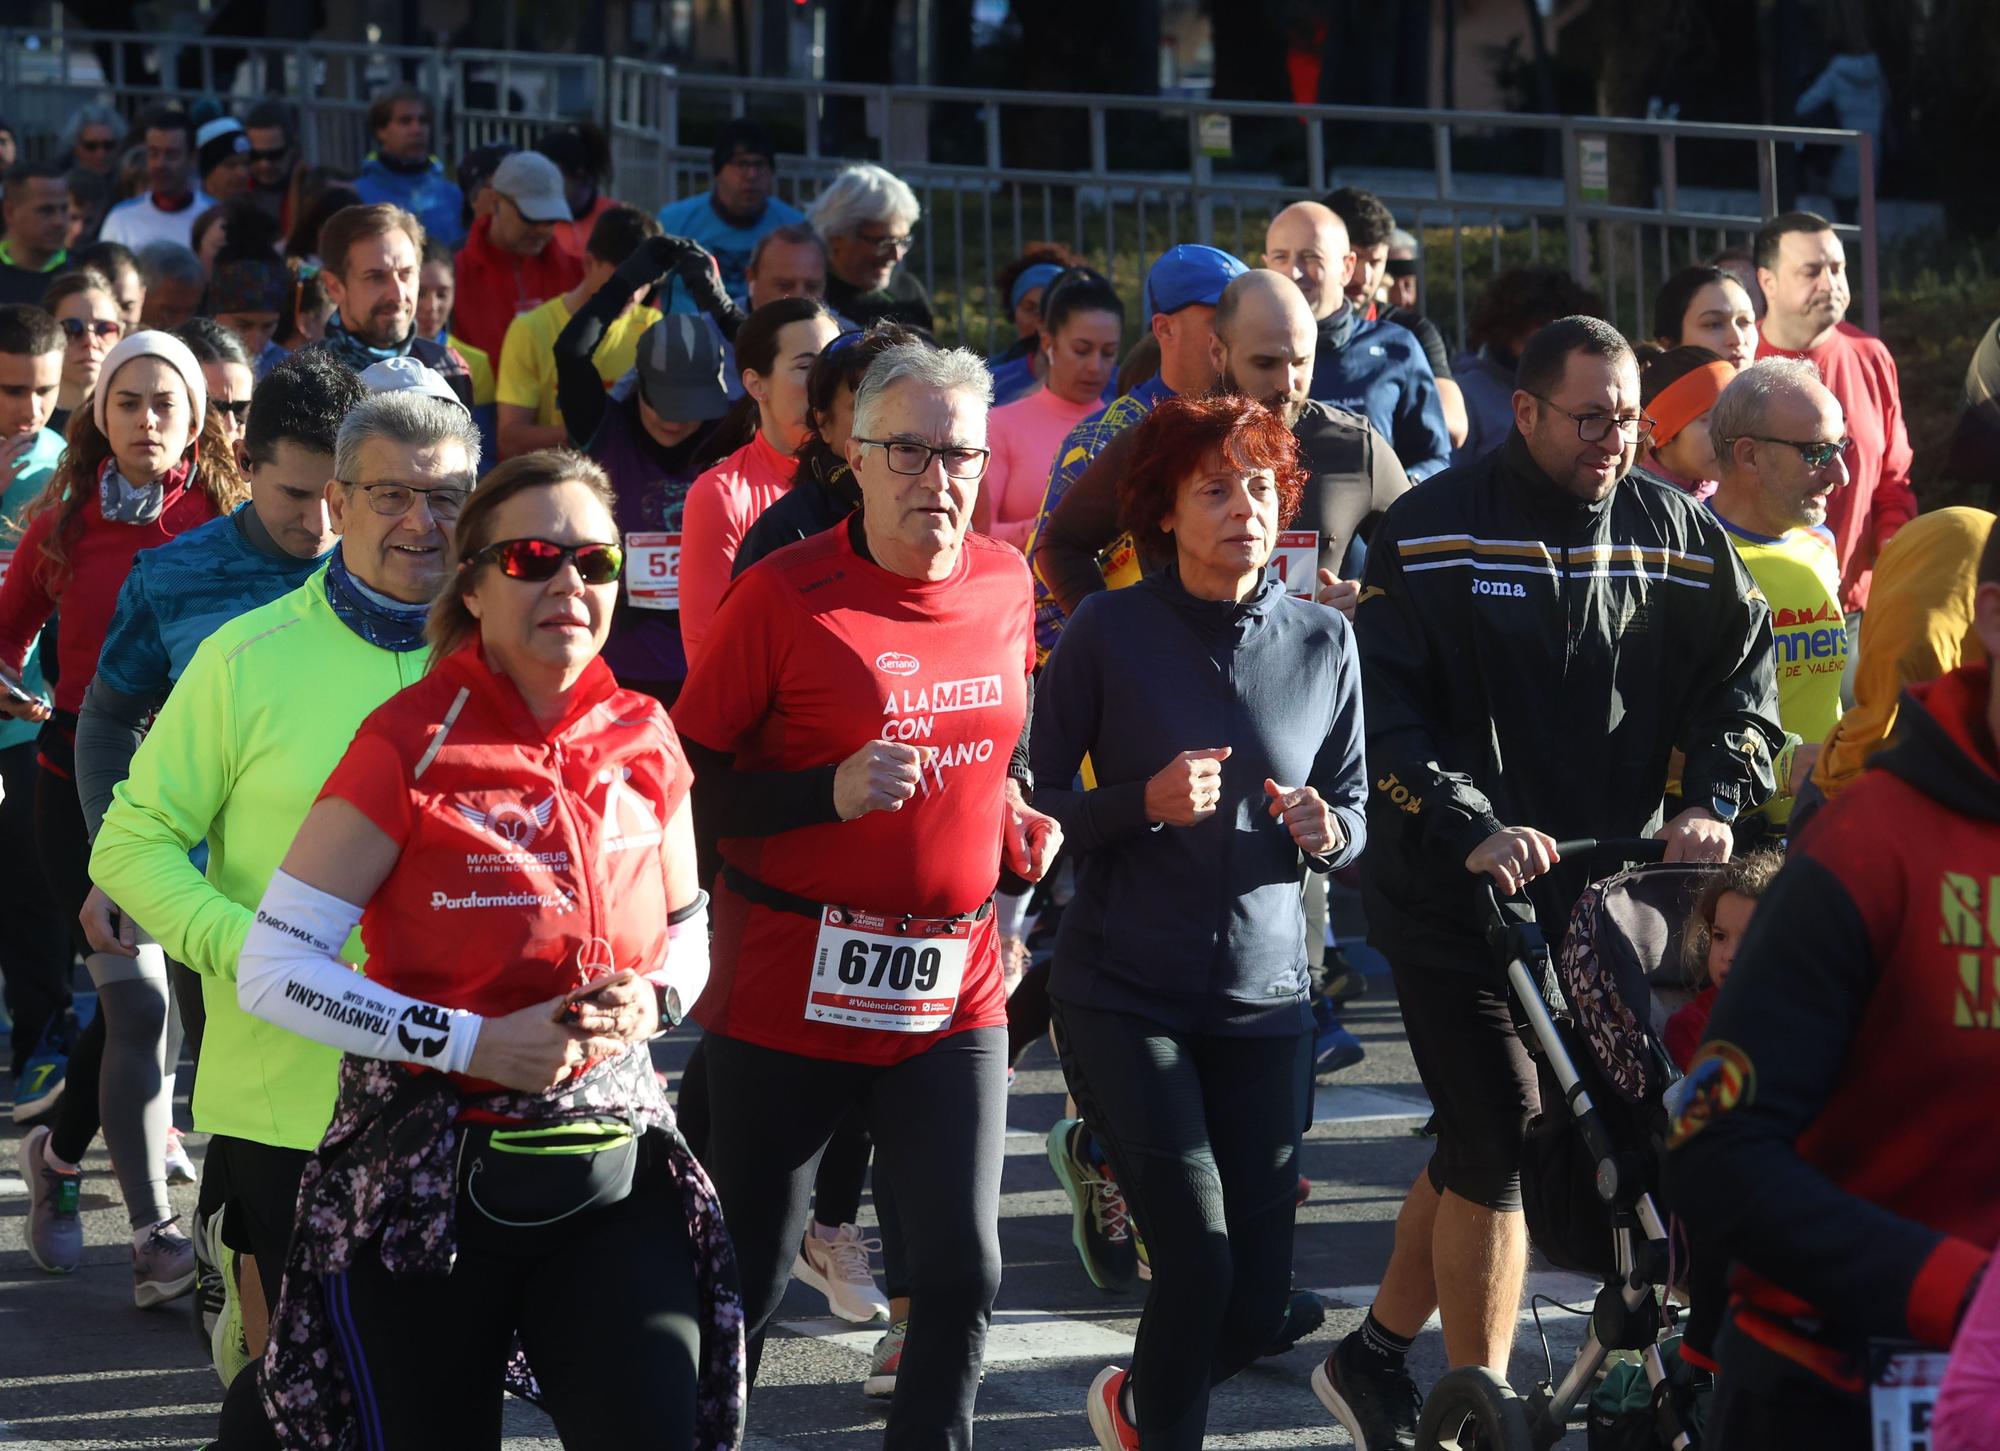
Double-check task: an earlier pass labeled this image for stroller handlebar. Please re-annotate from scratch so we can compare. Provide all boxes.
[1475,838,1669,936]
[1549,837,1670,864]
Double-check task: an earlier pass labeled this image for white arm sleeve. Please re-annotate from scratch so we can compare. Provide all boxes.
[238,868,482,1075]
[645,893,709,1028]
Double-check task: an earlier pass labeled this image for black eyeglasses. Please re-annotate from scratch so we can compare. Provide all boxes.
[853,437,990,479]
[1741,435,1852,469]
[248,146,290,163]
[59,317,121,341]
[338,479,471,522]
[469,537,624,585]
[77,138,118,153]
[1528,394,1655,445]
[212,400,251,421]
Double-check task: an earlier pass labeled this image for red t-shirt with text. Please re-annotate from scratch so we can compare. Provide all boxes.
[672,524,1033,1064]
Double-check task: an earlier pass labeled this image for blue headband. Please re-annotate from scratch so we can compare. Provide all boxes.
[1010,263,1065,312]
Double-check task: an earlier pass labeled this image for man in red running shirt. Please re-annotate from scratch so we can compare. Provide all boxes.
[672,341,1060,1446]
[1754,210,1914,702]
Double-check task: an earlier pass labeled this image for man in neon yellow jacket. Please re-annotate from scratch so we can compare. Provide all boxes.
[91,388,478,1431]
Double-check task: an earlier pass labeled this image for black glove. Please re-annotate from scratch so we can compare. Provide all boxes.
[664,237,746,342]
[611,234,684,294]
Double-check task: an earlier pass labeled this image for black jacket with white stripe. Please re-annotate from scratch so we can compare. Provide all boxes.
[1355,430,1782,971]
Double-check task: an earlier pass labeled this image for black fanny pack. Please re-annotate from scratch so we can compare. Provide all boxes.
[455,1117,640,1228]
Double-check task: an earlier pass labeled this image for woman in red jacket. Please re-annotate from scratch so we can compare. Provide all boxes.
[2,329,241,1298]
[238,452,742,1449]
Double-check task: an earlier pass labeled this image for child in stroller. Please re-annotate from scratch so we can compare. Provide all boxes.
[1414,840,1736,1451]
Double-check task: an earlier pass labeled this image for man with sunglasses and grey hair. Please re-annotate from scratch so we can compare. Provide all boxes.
[90,386,479,1444]
[1705,356,1851,822]
[672,341,1057,1444]
[1314,314,1782,1450]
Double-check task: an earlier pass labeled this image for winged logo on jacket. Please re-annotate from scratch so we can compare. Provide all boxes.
[456,794,558,848]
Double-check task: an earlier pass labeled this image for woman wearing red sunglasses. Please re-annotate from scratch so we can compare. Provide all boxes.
[238,450,743,1449]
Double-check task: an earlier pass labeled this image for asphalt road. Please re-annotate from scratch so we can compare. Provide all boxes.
[0,940,1599,1449]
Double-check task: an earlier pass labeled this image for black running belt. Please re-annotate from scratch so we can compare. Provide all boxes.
[720,863,993,923]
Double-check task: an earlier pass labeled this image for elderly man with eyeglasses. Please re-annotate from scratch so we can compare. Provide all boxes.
[1310,314,1783,1451]
[808,162,934,335]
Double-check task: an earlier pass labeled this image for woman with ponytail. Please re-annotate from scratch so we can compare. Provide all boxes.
[0,329,244,1298]
[674,296,840,666]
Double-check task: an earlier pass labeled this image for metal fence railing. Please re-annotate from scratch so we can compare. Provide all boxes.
[2,27,1878,354]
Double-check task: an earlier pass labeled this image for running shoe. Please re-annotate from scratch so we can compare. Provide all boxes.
[132,1217,197,1309]
[1261,1287,1327,1357]
[1312,1332,1421,1450]
[11,1015,72,1125]
[192,1207,250,1385]
[792,1221,890,1324]
[164,1126,197,1186]
[1321,946,1369,1006]
[18,1124,82,1273]
[1086,1365,1140,1451]
[863,1319,907,1398]
[1312,996,1366,1077]
[1046,1118,1137,1292]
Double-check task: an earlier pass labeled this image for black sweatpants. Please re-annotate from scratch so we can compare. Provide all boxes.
[0,740,70,1072]
[701,1026,1007,1451]
[1052,1001,1312,1451]
[209,1136,312,1450]
[321,1146,701,1450]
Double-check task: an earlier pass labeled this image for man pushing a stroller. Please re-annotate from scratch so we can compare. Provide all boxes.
[1313,314,1784,1450]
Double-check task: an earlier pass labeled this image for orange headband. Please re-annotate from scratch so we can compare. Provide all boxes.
[1647,360,1737,449]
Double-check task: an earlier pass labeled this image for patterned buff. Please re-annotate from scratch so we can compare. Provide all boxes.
[319,310,411,374]
[323,545,431,652]
[97,453,193,526]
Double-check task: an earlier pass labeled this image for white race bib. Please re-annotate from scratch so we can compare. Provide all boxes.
[623,532,681,611]
[1272,530,1319,599]
[0,548,13,591]
[1869,1344,1948,1451]
[806,907,970,1034]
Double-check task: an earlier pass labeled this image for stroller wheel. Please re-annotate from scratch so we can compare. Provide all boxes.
[1416,1367,1538,1451]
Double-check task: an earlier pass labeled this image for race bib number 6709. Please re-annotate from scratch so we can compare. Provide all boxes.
[806,907,969,1033]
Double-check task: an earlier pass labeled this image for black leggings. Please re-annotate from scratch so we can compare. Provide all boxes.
[0,740,70,1071]
[678,1035,876,1231]
[701,1026,1008,1451]
[38,758,102,1168]
[210,1136,313,1449]
[1051,1001,1312,1451]
[323,1148,701,1451]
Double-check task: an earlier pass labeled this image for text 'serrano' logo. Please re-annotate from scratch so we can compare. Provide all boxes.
[876,650,920,676]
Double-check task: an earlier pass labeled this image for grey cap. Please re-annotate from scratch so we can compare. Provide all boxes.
[490,150,571,223]
[635,316,732,422]
[357,356,469,414]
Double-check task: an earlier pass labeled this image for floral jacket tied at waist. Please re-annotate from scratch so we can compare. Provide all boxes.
[260,1049,745,1449]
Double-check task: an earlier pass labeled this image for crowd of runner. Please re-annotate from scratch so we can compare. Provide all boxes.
[0,91,1995,1451]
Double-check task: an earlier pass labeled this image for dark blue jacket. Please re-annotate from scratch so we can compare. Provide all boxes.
[1031,565,1367,1036]
[1310,306,1452,482]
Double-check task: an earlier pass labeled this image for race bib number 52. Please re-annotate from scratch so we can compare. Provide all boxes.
[624,532,681,611]
[806,907,969,1033]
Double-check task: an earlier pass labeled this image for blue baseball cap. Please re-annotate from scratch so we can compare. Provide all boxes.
[1141,244,1248,318]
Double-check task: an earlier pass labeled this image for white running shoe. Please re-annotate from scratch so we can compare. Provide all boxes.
[792,1221,890,1324]
[164,1127,196,1186]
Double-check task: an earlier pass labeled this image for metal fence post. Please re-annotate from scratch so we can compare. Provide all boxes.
[1857,132,1881,337]
[1560,121,1590,288]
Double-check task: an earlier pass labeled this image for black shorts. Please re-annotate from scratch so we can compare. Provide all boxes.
[1391,961,1539,1212]
[205,1135,313,1306]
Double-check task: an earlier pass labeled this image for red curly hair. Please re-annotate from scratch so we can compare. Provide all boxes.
[1117,395,1308,570]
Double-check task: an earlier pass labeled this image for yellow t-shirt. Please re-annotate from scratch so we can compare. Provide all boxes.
[1718,511,1846,821]
[448,333,496,408]
[495,294,660,430]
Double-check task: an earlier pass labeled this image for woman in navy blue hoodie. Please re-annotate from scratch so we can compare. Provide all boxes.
[1031,394,1367,1451]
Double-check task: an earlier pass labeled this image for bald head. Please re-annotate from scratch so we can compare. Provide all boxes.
[1264,201,1353,321]
[1211,269,1317,428]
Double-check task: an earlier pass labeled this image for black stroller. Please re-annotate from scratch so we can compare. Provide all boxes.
[1416,839,1715,1451]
